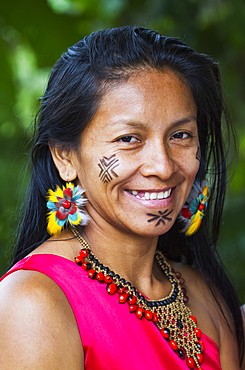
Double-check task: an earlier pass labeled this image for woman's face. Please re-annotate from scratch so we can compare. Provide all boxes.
[70,69,200,237]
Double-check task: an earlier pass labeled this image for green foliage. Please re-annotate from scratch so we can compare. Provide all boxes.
[0,0,244,300]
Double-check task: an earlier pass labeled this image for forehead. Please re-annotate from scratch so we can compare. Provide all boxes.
[83,69,196,137]
[102,69,193,107]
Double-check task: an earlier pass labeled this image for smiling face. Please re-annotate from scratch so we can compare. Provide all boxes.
[64,69,200,237]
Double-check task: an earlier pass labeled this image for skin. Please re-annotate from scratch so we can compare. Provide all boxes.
[98,154,119,183]
[146,209,173,226]
[0,69,241,369]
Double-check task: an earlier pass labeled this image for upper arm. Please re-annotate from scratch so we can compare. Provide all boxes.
[0,270,84,369]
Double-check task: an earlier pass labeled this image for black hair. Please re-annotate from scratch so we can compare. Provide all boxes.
[12,26,243,362]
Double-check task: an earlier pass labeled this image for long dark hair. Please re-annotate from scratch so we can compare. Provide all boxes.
[12,26,243,362]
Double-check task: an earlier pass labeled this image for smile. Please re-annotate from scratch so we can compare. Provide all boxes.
[127,189,172,200]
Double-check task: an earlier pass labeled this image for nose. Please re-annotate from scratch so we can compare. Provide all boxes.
[140,141,177,180]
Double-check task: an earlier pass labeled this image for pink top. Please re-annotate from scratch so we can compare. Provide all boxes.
[1,254,222,369]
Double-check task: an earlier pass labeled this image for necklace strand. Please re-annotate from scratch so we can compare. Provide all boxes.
[70,226,205,369]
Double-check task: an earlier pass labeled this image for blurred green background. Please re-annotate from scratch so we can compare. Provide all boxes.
[0,0,244,301]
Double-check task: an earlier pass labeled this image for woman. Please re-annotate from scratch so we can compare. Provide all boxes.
[0,26,243,369]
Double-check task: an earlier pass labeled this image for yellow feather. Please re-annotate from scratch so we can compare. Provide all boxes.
[65,182,75,191]
[47,211,62,236]
[202,185,208,199]
[47,194,59,203]
[47,185,63,202]
[185,210,204,236]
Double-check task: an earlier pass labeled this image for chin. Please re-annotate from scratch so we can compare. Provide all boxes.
[130,223,174,238]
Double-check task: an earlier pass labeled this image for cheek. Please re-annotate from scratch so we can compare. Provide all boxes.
[180,149,200,179]
[96,151,136,186]
[97,154,120,184]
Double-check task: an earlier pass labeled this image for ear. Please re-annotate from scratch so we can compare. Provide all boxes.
[49,144,78,181]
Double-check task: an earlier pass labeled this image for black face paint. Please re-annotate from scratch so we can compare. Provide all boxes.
[98,154,119,183]
[146,209,173,226]
[196,146,201,161]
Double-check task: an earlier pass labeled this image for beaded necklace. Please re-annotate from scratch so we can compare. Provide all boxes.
[71,227,205,370]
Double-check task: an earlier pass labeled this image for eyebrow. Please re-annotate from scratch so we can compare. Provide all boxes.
[170,116,197,128]
[111,116,197,129]
[111,119,145,128]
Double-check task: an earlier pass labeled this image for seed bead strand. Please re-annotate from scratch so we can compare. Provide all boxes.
[70,226,205,370]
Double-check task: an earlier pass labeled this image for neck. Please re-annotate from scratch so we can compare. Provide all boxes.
[76,219,167,296]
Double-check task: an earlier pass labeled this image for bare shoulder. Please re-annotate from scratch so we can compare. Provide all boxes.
[0,269,83,369]
[169,260,240,370]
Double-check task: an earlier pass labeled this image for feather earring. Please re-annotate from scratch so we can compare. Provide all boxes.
[179,181,209,236]
[46,182,89,236]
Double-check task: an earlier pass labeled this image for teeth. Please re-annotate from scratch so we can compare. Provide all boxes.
[129,189,172,200]
[162,189,171,199]
[158,191,164,199]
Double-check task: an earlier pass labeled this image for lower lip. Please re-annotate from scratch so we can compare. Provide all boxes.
[125,189,175,209]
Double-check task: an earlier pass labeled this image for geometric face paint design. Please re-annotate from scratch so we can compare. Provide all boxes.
[98,154,119,183]
[146,209,173,226]
[196,146,201,161]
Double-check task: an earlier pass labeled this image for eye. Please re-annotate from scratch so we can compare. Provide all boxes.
[170,132,192,140]
[117,135,140,143]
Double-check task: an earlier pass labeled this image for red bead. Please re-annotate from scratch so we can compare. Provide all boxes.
[79,249,89,258]
[129,304,137,313]
[128,295,137,305]
[74,256,84,264]
[196,353,203,364]
[194,327,202,339]
[186,357,195,369]
[198,203,205,211]
[189,315,197,324]
[104,275,113,284]
[182,287,187,295]
[183,295,189,303]
[135,307,145,319]
[118,293,129,304]
[169,340,178,351]
[179,277,185,285]
[161,328,170,339]
[87,269,96,278]
[62,200,71,209]
[175,272,181,278]
[152,312,159,322]
[82,262,91,271]
[144,310,153,321]
[96,272,105,282]
[118,287,127,294]
[106,283,118,295]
